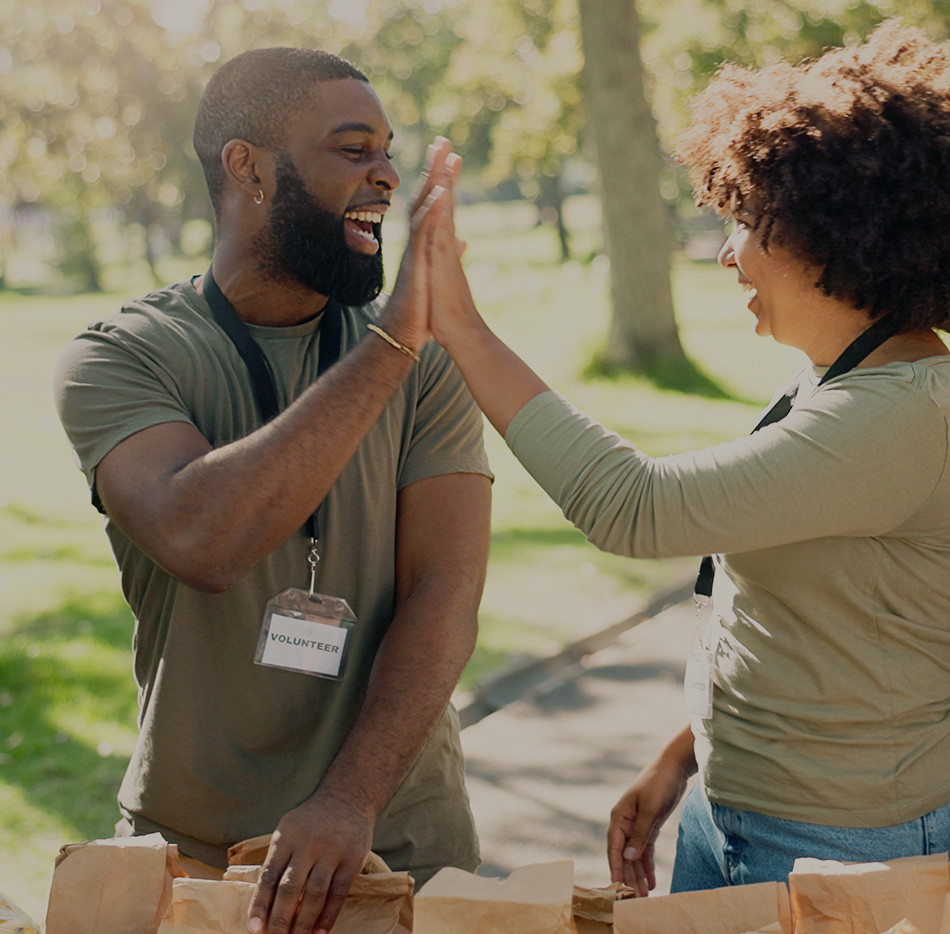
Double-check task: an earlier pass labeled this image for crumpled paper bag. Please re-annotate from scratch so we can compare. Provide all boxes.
[227,832,391,875]
[45,833,186,934]
[572,882,639,933]
[157,879,256,934]
[613,881,791,934]
[414,860,576,934]
[225,833,411,932]
[159,861,413,933]
[879,921,923,934]
[790,853,950,934]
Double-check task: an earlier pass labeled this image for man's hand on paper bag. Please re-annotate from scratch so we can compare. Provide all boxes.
[246,786,372,934]
[608,725,697,896]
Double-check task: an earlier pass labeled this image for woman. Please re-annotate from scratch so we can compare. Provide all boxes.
[415,19,950,894]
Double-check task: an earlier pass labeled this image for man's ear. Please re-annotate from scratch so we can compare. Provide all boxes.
[221,138,273,202]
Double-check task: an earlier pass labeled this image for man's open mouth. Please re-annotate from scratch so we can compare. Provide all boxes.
[344,209,384,247]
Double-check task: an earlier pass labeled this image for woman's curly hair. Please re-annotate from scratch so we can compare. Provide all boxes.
[675,20,950,331]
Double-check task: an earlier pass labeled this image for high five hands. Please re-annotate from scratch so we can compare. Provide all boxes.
[381,136,485,359]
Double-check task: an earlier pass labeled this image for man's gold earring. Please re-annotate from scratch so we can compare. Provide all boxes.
[254,189,264,205]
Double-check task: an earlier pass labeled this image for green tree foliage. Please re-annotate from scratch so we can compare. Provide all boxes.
[640,0,950,148]
[0,0,204,289]
[443,0,586,259]
[4,0,946,301]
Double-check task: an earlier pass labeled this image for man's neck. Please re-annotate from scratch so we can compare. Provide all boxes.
[200,250,330,327]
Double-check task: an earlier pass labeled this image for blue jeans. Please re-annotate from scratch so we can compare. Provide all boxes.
[671,784,950,892]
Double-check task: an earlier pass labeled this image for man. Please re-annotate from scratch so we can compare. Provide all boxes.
[54,48,491,934]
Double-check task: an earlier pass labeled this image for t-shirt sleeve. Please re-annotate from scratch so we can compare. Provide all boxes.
[397,344,492,489]
[504,372,949,559]
[53,324,195,499]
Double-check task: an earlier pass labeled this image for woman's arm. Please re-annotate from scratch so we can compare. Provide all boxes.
[607,725,697,895]
[427,143,946,561]
[422,150,548,435]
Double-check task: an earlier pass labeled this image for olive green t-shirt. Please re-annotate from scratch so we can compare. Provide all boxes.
[54,279,491,873]
[505,359,950,828]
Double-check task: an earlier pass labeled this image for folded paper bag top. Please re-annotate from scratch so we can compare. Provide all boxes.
[790,852,950,934]
[157,879,256,934]
[224,834,411,934]
[227,832,391,875]
[573,881,639,934]
[157,872,413,934]
[613,881,792,934]
[413,860,575,934]
[45,833,186,934]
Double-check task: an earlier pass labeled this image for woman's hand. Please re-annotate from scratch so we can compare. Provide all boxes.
[425,146,491,351]
[377,137,456,355]
[607,726,697,896]
[423,144,551,435]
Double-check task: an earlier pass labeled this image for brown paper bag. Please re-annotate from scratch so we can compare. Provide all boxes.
[157,879,256,934]
[45,833,186,934]
[225,833,411,931]
[158,870,413,934]
[572,882,639,933]
[790,853,950,934]
[222,865,262,883]
[413,860,575,934]
[613,881,791,934]
[880,922,923,934]
[227,832,391,874]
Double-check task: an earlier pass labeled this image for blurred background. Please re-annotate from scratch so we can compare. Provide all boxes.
[2,0,947,922]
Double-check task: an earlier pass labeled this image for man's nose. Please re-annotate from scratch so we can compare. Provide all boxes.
[371,154,400,192]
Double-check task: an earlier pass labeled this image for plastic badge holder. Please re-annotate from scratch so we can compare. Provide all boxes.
[255,588,357,680]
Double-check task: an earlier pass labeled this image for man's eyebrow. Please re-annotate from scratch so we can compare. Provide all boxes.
[331,122,394,141]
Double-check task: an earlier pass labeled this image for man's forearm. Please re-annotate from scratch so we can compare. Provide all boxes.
[99,333,418,589]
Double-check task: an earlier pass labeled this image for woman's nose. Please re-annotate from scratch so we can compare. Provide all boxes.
[718,234,735,269]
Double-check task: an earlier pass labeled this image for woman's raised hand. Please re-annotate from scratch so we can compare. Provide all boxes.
[377,136,456,356]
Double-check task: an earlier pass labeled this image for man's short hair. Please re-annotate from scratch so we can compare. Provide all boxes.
[194,48,368,214]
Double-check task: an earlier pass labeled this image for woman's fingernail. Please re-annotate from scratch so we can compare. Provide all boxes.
[623,846,637,861]
[247,917,263,934]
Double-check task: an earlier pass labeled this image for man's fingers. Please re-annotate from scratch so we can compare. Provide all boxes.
[412,185,446,229]
[248,845,290,933]
[311,869,354,934]
[445,151,462,179]
[286,862,337,934]
[267,861,320,934]
[412,137,452,212]
[423,135,449,175]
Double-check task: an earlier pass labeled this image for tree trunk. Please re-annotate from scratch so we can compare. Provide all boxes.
[64,217,103,293]
[538,173,571,263]
[577,0,684,370]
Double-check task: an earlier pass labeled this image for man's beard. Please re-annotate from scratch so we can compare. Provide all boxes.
[254,151,384,306]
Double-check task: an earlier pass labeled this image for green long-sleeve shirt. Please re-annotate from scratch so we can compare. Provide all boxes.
[506,358,950,827]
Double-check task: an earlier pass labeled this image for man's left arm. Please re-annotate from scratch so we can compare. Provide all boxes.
[247,471,491,934]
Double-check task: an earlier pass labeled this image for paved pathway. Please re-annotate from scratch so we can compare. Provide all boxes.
[460,597,698,894]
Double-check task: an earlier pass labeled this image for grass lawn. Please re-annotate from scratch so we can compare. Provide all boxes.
[0,197,803,921]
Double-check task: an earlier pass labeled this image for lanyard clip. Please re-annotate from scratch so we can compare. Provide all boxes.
[307,538,321,600]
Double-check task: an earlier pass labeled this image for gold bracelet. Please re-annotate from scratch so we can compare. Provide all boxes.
[366,323,421,363]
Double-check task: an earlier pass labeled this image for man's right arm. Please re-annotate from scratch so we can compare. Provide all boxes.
[93,145,457,593]
[95,332,418,592]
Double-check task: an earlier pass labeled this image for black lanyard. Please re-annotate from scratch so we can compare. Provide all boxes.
[693,314,899,600]
[202,268,342,544]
